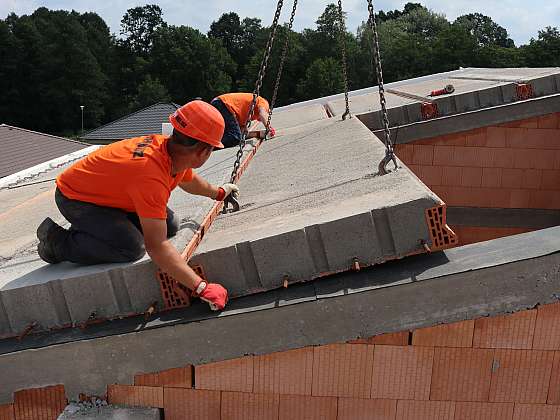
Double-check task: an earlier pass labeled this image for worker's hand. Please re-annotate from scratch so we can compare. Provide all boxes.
[216,183,239,201]
[194,280,228,311]
[268,126,276,137]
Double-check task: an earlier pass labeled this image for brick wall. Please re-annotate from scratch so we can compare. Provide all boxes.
[395,112,560,245]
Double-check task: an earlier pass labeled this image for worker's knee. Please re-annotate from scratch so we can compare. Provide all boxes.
[166,211,179,238]
[120,241,146,261]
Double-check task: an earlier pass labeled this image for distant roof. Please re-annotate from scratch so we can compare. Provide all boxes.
[83,102,179,141]
[0,124,89,179]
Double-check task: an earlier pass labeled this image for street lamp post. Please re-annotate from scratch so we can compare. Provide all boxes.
[80,105,84,138]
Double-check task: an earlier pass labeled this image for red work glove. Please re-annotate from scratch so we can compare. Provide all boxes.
[268,126,276,137]
[194,280,228,311]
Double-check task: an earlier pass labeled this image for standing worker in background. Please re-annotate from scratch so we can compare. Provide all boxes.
[211,92,276,148]
[35,101,236,310]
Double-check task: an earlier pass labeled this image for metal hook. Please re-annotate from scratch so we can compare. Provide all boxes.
[377,151,398,176]
[222,193,241,214]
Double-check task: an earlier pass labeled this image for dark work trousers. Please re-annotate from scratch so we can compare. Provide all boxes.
[53,188,179,265]
[210,98,242,148]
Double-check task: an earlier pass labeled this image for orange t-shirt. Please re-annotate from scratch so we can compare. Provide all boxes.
[218,93,269,126]
[56,135,194,219]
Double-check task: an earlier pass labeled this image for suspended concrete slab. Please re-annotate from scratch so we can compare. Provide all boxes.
[189,116,457,297]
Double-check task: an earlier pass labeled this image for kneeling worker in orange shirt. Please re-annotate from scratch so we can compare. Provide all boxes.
[211,92,276,148]
[36,101,234,310]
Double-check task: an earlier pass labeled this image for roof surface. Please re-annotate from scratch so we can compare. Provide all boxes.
[0,125,88,179]
[83,103,179,141]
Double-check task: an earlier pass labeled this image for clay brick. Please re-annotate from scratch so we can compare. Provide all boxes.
[473,310,537,349]
[554,150,560,170]
[441,166,462,187]
[195,356,253,392]
[433,146,455,166]
[513,404,560,420]
[461,167,483,187]
[254,347,313,395]
[533,149,557,170]
[370,345,434,400]
[279,395,337,420]
[413,320,474,347]
[489,349,554,403]
[417,164,443,186]
[481,167,502,188]
[221,392,279,420]
[501,168,524,188]
[0,404,14,420]
[513,148,538,169]
[466,129,486,147]
[547,351,560,404]
[369,331,409,345]
[107,384,163,408]
[337,398,397,420]
[412,145,434,165]
[494,148,516,168]
[135,366,192,388]
[519,117,539,129]
[488,188,511,208]
[453,147,481,167]
[446,133,468,146]
[13,385,67,420]
[530,190,560,209]
[347,338,369,344]
[395,400,455,420]
[312,344,374,398]
[538,114,558,129]
[540,170,560,191]
[431,347,494,401]
[395,144,414,164]
[486,127,507,148]
[533,302,560,350]
[455,402,514,420]
[506,128,529,148]
[164,388,220,420]
[509,189,531,208]
[521,169,542,190]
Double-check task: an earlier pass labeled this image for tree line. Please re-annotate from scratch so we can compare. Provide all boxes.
[1,3,559,136]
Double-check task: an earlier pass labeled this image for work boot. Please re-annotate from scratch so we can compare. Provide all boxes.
[36,217,64,264]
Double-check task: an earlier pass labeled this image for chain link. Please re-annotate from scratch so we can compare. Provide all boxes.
[264,0,298,137]
[228,0,285,186]
[366,0,397,175]
[338,0,351,120]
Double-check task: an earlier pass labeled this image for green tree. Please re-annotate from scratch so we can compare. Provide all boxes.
[120,4,165,57]
[0,19,22,124]
[129,75,171,111]
[297,57,344,100]
[455,13,514,48]
[522,27,560,67]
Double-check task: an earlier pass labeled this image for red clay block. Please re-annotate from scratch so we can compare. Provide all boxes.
[452,146,480,167]
[431,347,494,401]
[521,169,542,190]
[370,345,434,400]
[461,167,483,187]
[486,127,507,148]
[446,133,468,146]
[509,189,532,208]
[530,190,560,209]
[473,310,537,349]
[347,338,369,344]
[513,148,537,169]
[164,388,220,420]
[419,165,443,186]
[489,349,554,403]
[533,302,560,350]
[506,128,529,148]
[396,400,455,420]
[493,148,516,169]
[540,170,560,191]
[538,114,558,129]
[455,402,514,420]
[547,352,560,404]
[13,385,67,420]
[311,344,374,398]
[253,347,313,395]
[107,384,163,408]
[513,404,560,420]
[221,392,279,420]
[135,366,192,388]
[0,404,14,420]
[519,117,539,128]
[395,144,414,164]
[481,167,502,188]
[433,146,455,166]
[412,145,434,165]
[441,166,463,187]
[501,168,524,188]
[337,398,397,420]
[412,320,474,347]
[369,331,409,346]
[195,356,253,392]
[279,395,336,420]
[533,149,557,170]
[466,129,487,147]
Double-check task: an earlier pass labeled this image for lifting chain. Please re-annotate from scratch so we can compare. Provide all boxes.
[224,0,285,213]
[366,0,397,175]
[338,0,351,120]
[264,0,299,137]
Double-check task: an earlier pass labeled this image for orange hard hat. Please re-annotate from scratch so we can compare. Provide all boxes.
[169,100,225,148]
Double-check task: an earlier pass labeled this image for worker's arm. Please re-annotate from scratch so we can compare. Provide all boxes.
[139,217,228,310]
[179,172,239,201]
[247,106,275,139]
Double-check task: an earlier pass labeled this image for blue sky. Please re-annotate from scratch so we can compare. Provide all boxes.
[1,0,559,46]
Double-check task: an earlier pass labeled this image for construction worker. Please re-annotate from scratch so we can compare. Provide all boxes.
[210,92,276,148]
[36,100,234,311]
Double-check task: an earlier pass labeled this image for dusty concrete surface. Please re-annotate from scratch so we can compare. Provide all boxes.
[58,404,161,419]
[2,227,560,403]
[192,116,441,296]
